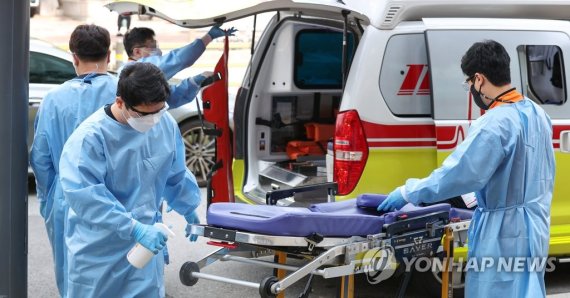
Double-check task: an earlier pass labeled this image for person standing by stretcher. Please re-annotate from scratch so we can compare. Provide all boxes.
[377,40,555,297]
[59,63,202,297]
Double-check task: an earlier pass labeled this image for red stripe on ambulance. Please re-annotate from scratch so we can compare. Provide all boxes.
[360,121,564,149]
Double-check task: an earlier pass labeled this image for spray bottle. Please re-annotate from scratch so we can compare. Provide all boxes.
[127,223,175,269]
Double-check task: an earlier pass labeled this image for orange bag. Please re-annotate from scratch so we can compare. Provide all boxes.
[304,123,335,142]
[286,141,325,159]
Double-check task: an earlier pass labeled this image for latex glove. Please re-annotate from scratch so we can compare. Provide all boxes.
[208,25,238,39]
[184,211,200,242]
[377,187,407,212]
[131,221,168,254]
[190,73,208,87]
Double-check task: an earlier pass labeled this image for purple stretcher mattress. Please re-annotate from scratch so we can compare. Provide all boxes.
[206,194,473,237]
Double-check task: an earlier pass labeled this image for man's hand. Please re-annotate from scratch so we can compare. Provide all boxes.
[184,211,200,242]
[131,221,168,254]
[377,187,407,212]
[208,24,238,39]
[190,71,214,87]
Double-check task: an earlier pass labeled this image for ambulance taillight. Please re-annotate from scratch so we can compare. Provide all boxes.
[333,110,369,195]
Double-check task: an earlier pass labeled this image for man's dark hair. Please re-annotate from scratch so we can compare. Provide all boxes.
[461,40,511,86]
[118,63,170,107]
[68,24,110,62]
[123,27,156,57]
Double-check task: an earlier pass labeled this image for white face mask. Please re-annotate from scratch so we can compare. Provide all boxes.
[147,48,162,57]
[147,47,162,57]
[121,103,168,133]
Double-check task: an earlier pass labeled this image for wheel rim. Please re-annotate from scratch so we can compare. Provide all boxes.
[182,125,216,184]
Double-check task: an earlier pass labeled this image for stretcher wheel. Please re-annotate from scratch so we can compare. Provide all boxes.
[259,276,279,298]
[179,261,200,287]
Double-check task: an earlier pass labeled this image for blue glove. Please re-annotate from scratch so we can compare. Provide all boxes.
[208,25,238,39]
[192,74,207,87]
[184,211,200,242]
[377,187,408,212]
[131,221,168,254]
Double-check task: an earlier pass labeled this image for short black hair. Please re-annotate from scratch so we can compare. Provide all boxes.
[461,40,511,86]
[123,27,156,57]
[117,63,170,107]
[68,24,110,62]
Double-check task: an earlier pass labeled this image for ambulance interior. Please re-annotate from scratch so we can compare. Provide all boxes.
[243,18,357,204]
[523,45,565,105]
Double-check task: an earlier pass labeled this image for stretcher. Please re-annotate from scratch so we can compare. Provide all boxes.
[180,183,472,297]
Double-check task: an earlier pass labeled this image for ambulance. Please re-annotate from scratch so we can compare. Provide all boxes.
[108,0,570,294]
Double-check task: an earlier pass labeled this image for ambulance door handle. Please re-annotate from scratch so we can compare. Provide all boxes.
[561,131,570,153]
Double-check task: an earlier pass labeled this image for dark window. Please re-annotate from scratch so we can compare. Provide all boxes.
[521,45,566,105]
[30,51,76,84]
[294,30,355,89]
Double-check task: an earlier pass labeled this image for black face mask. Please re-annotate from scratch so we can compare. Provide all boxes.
[470,84,490,110]
[470,84,517,110]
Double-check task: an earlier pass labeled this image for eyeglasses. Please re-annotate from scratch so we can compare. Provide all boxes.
[462,75,475,91]
[127,102,169,117]
[133,41,159,51]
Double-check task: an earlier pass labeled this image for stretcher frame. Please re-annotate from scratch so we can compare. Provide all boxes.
[181,212,471,297]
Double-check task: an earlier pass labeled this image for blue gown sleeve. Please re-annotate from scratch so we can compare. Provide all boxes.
[30,131,55,205]
[165,75,201,109]
[30,101,56,205]
[403,120,508,205]
[139,39,206,79]
[162,130,201,217]
[59,133,134,240]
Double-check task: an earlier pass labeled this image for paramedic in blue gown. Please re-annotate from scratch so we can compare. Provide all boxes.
[118,25,237,107]
[59,62,201,297]
[30,25,117,296]
[30,23,226,296]
[377,40,555,297]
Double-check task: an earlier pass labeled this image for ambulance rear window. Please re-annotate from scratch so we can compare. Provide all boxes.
[520,45,566,105]
[294,30,355,89]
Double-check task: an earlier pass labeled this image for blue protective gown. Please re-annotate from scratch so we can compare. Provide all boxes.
[30,73,118,296]
[59,108,201,298]
[118,38,206,108]
[402,97,554,297]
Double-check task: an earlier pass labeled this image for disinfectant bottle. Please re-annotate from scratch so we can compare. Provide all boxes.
[127,223,175,269]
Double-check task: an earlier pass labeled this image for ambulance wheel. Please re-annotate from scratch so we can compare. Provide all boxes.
[179,119,216,187]
[180,261,200,287]
[259,276,278,298]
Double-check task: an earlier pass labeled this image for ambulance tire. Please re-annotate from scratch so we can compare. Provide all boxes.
[259,276,278,298]
[179,119,216,187]
[413,259,465,298]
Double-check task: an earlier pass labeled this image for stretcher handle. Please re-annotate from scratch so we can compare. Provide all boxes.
[265,182,337,205]
[384,211,449,237]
